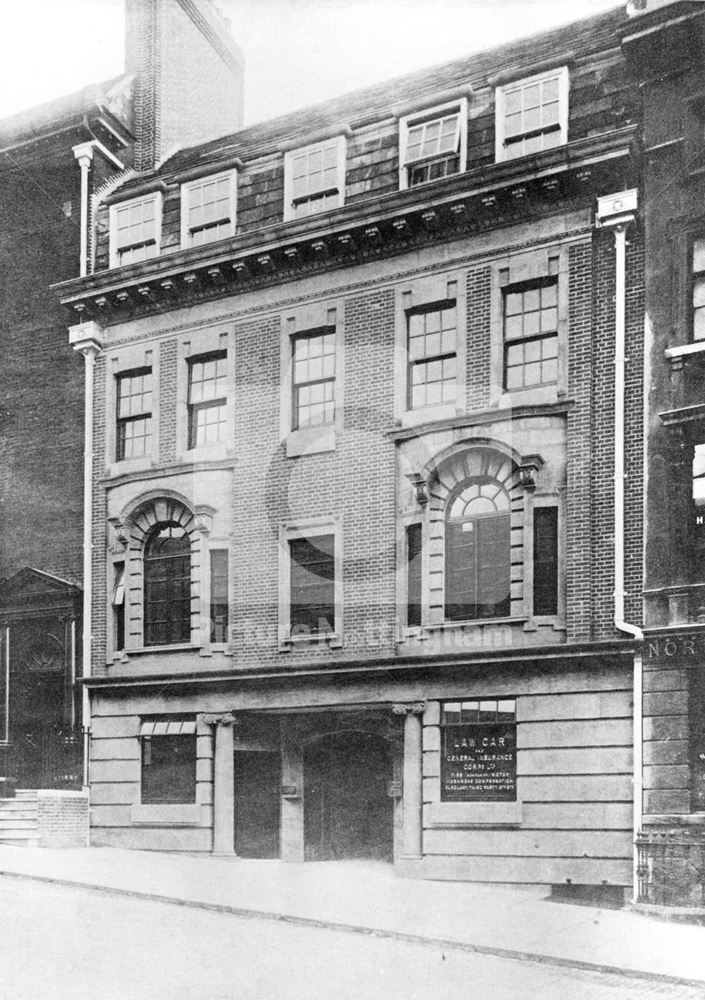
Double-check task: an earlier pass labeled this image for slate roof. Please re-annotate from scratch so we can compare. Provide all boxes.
[157,3,631,177]
[0,74,131,149]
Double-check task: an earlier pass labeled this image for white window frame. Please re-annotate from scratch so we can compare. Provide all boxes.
[106,345,158,478]
[399,98,468,191]
[280,302,344,458]
[109,193,162,269]
[180,170,237,249]
[495,67,569,164]
[278,519,343,649]
[393,271,467,427]
[283,136,346,222]
[175,328,234,463]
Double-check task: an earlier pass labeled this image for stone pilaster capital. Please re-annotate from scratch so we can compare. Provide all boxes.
[201,712,238,728]
[392,702,426,717]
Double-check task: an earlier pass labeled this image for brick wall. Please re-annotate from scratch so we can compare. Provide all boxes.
[566,240,594,642]
[230,289,398,666]
[92,356,108,674]
[466,265,492,412]
[92,216,644,667]
[37,790,89,848]
[159,339,178,463]
[0,163,85,584]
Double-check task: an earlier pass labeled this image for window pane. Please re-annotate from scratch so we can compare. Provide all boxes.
[210,549,229,643]
[141,734,196,804]
[290,142,341,215]
[694,306,705,341]
[189,353,227,403]
[693,239,705,273]
[290,535,335,635]
[443,702,461,724]
[144,524,191,646]
[407,304,457,408]
[117,369,153,460]
[534,507,558,615]
[406,523,423,628]
[115,197,157,253]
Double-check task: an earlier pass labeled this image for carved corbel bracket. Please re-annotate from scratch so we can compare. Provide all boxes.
[201,712,238,728]
[405,473,429,507]
[518,454,544,492]
[107,516,128,548]
[392,702,426,716]
[194,504,217,535]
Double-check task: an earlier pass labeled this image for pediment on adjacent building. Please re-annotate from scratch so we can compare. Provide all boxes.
[0,568,81,617]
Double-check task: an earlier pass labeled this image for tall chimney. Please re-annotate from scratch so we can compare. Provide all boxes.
[125,0,244,172]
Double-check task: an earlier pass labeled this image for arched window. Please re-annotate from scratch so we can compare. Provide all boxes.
[144,523,192,646]
[445,478,511,621]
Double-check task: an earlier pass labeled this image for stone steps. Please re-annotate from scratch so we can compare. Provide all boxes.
[0,791,39,844]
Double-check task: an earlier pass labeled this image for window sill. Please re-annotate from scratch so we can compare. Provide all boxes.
[664,342,705,369]
[424,617,527,631]
[402,403,457,428]
[131,803,201,826]
[428,801,522,828]
[496,384,558,408]
[279,631,342,651]
[124,644,202,657]
[107,455,155,478]
[179,443,232,463]
[286,425,335,457]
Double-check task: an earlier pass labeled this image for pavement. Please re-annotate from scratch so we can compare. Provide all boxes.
[0,846,703,988]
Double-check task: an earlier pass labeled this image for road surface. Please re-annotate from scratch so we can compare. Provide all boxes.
[0,876,699,1000]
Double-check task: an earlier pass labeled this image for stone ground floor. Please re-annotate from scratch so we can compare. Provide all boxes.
[87,642,635,892]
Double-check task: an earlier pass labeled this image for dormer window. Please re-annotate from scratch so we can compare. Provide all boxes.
[283,137,346,221]
[399,99,467,190]
[495,67,569,162]
[181,171,236,248]
[109,194,161,268]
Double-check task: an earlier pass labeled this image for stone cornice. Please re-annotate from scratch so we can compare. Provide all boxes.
[386,400,574,442]
[56,127,637,324]
[80,638,637,692]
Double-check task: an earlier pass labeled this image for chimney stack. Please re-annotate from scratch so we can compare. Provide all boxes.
[125,0,244,172]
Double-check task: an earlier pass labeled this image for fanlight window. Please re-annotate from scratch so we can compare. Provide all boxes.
[144,523,192,646]
[445,479,511,621]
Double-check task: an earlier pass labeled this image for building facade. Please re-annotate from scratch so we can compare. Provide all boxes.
[0,0,243,796]
[621,0,705,906]
[58,6,648,892]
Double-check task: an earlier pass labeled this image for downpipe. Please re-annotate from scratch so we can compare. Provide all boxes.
[599,197,644,905]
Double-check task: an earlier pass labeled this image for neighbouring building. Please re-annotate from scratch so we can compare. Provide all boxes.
[56,3,652,896]
[0,0,243,808]
[621,0,705,907]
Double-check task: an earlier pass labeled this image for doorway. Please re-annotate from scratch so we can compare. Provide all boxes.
[234,751,281,858]
[304,731,393,862]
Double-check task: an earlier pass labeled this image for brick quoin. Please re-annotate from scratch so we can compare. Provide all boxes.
[466,266,492,412]
[566,239,594,642]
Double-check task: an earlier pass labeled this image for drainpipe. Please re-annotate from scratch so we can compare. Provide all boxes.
[596,190,643,903]
[72,139,124,278]
[69,321,105,790]
[72,143,94,278]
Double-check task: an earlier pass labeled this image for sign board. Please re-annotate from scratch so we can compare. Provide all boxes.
[441,723,516,802]
[645,632,705,665]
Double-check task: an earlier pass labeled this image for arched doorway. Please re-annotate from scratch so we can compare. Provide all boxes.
[304,731,393,862]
